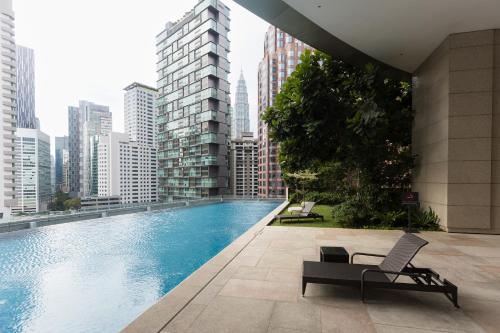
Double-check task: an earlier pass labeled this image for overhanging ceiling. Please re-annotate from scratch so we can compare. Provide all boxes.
[234,0,500,78]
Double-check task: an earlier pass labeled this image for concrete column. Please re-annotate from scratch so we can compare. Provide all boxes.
[413,29,500,234]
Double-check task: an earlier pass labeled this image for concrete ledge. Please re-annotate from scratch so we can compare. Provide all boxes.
[0,200,221,235]
[120,200,288,333]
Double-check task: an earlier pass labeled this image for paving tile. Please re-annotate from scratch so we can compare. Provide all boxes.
[375,324,447,333]
[460,299,500,333]
[186,296,274,333]
[219,278,298,302]
[233,265,270,281]
[131,227,500,333]
[269,301,321,332]
[321,304,376,333]
[266,267,301,284]
[257,251,303,269]
[161,303,205,333]
[190,283,224,305]
[366,290,486,333]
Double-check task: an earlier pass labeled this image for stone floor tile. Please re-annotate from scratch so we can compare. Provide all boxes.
[374,324,447,332]
[233,265,270,281]
[269,301,321,332]
[460,299,500,333]
[161,303,206,333]
[321,304,376,333]
[186,296,274,333]
[366,290,485,333]
[219,278,298,302]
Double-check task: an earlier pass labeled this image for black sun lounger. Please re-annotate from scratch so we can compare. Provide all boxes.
[302,233,459,307]
[275,202,324,222]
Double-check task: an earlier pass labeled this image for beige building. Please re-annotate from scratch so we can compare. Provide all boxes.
[0,0,16,220]
[236,0,500,233]
[229,132,258,197]
[257,26,312,199]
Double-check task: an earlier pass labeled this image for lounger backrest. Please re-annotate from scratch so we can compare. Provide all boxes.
[380,233,429,282]
[302,202,316,214]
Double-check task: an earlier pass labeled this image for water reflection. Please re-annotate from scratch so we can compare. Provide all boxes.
[0,201,278,333]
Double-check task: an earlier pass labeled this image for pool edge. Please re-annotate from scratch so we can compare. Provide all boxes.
[120,200,288,333]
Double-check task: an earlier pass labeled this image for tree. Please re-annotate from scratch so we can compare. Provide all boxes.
[262,50,414,211]
[48,190,69,211]
[63,198,81,211]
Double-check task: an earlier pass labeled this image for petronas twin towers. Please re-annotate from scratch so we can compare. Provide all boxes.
[232,71,250,139]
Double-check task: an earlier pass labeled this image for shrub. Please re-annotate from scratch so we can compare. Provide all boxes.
[304,191,344,205]
[331,201,370,228]
[411,207,441,231]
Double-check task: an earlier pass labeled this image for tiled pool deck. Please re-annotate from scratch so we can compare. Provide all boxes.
[123,211,500,332]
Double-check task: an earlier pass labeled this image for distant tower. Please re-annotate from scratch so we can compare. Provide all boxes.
[16,45,36,129]
[0,0,17,219]
[233,71,250,139]
[257,26,313,198]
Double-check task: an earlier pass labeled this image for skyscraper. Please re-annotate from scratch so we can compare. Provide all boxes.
[67,101,112,197]
[124,82,158,147]
[55,136,69,191]
[0,0,17,219]
[229,132,258,197]
[257,26,312,198]
[15,45,36,129]
[96,82,158,204]
[12,128,51,213]
[232,71,250,139]
[68,106,80,197]
[156,0,231,201]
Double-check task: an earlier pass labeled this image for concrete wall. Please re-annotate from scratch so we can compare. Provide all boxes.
[413,29,500,233]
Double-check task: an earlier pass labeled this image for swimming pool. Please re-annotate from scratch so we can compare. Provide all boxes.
[0,200,280,333]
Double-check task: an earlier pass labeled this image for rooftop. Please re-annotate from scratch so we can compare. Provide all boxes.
[123,210,500,333]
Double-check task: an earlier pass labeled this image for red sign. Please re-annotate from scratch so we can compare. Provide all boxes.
[402,192,419,205]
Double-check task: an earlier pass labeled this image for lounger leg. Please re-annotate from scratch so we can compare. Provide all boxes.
[302,279,307,296]
[360,281,365,302]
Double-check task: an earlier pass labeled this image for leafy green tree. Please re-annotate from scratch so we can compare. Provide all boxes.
[63,198,81,211]
[48,190,69,211]
[263,50,414,212]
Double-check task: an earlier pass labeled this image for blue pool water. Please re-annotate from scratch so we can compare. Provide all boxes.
[0,201,280,333]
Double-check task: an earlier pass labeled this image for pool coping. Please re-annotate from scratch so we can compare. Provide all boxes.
[120,200,288,333]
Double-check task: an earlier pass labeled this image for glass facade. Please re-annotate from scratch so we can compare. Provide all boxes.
[156,0,231,201]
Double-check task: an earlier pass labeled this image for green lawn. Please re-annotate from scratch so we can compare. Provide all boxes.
[271,204,342,228]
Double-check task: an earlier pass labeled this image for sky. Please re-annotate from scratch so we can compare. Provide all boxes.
[13,0,269,154]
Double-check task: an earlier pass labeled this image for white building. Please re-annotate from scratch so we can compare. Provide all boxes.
[95,82,158,204]
[0,0,17,219]
[124,82,157,147]
[12,128,51,213]
[229,132,258,197]
[97,132,157,204]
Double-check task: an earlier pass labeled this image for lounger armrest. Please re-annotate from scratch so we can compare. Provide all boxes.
[350,252,386,264]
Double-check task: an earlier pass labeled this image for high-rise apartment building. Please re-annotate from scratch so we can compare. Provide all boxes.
[67,101,112,197]
[68,106,80,197]
[229,132,258,197]
[156,0,231,201]
[232,71,250,139]
[97,132,157,203]
[124,82,158,147]
[96,82,158,204]
[0,0,17,219]
[12,128,51,213]
[257,26,312,198]
[15,45,36,129]
[55,136,69,191]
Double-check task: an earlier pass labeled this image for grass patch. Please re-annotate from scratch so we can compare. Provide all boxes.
[271,204,342,228]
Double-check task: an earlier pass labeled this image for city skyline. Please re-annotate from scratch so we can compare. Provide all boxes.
[13,0,269,153]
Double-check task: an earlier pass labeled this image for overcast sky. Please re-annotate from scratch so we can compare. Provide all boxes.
[13,0,269,153]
